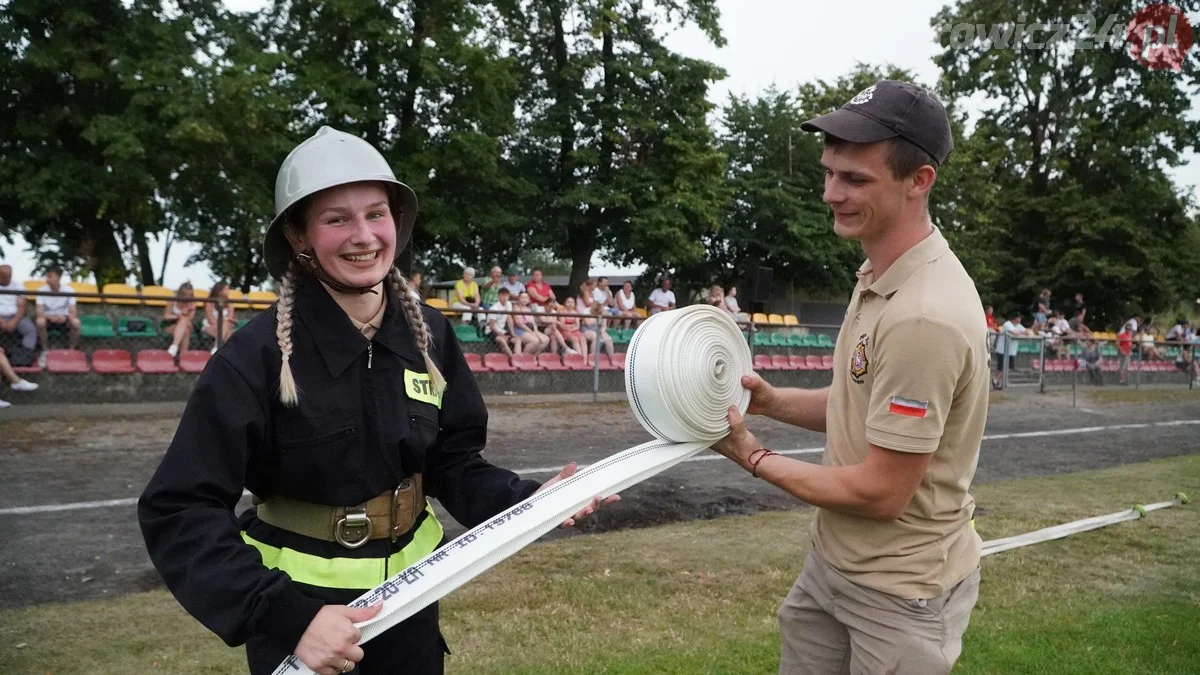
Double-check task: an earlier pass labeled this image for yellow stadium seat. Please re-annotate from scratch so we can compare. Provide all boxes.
[103,283,141,305]
[635,307,648,318]
[751,312,769,325]
[141,285,173,307]
[227,289,251,310]
[248,290,278,309]
[69,282,101,303]
[784,314,799,326]
[424,297,449,309]
[193,288,210,301]
[768,313,785,325]
[23,279,44,300]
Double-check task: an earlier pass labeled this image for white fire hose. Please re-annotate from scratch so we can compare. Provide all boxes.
[273,304,753,674]
[273,303,1190,674]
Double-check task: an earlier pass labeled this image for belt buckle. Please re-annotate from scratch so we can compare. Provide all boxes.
[334,506,371,549]
[391,478,413,542]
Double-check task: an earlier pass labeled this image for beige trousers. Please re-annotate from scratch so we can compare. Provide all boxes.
[778,549,980,675]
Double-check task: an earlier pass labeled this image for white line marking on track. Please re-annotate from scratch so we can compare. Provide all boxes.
[2,419,1197,516]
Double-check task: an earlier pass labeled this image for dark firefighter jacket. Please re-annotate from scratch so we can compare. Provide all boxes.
[137,278,540,652]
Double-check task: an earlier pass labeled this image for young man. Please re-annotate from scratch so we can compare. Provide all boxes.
[0,264,38,352]
[36,265,81,358]
[713,80,986,675]
[647,277,676,315]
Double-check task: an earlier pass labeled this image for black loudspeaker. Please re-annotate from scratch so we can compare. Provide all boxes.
[749,266,773,302]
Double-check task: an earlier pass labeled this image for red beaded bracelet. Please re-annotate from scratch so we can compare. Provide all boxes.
[748,448,777,477]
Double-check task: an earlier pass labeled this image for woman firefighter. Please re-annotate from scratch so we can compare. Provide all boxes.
[138,127,614,675]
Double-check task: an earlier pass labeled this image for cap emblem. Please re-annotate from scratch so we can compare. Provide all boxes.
[848,85,876,105]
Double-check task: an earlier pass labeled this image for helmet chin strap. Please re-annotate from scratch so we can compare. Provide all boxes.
[295,252,383,295]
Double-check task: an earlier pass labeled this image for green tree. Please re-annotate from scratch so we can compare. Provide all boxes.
[932,0,1200,326]
[507,0,728,291]
[0,0,222,285]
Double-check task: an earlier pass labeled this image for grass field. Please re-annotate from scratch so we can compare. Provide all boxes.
[2,455,1197,674]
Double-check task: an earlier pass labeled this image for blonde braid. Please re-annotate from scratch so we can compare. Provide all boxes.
[276,263,301,406]
[392,268,447,396]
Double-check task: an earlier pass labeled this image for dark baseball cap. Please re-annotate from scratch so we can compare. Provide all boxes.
[800,80,953,166]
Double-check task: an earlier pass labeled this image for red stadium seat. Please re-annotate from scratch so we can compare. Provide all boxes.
[597,354,619,371]
[179,350,210,374]
[771,355,796,370]
[753,354,775,370]
[137,349,179,374]
[464,352,488,373]
[537,353,569,371]
[821,355,834,370]
[788,355,811,370]
[511,353,542,371]
[610,352,627,370]
[46,349,88,373]
[12,362,41,375]
[562,353,590,371]
[1030,359,1041,371]
[482,353,517,372]
[805,355,822,370]
[91,349,134,374]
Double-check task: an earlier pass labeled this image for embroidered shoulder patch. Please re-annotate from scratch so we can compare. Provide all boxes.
[850,333,870,383]
[404,369,443,408]
[888,396,929,418]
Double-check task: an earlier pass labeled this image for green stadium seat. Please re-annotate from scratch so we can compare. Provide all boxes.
[117,315,160,338]
[800,334,820,348]
[80,314,116,338]
[453,323,485,344]
[817,334,835,349]
[752,331,772,347]
[786,334,805,348]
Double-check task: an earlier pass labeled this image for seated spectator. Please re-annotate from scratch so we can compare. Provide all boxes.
[1082,341,1103,386]
[1175,345,1200,385]
[0,264,37,353]
[1137,325,1161,361]
[707,284,726,309]
[525,268,555,308]
[1068,308,1091,337]
[647,277,676,315]
[35,266,81,362]
[1117,324,1133,385]
[1044,311,1068,359]
[511,291,549,354]
[594,277,618,317]
[451,267,482,324]
[536,300,572,355]
[1165,318,1190,343]
[984,305,998,332]
[407,271,423,303]
[724,285,749,323]
[581,301,616,364]
[501,268,526,297]
[0,345,39,408]
[557,297,587,355]
[202,281,238,351]
[480,266,503,310]
[163,282,198,358]
[484,287,515,357]
[577,279,597,315]
[614,281,639,330]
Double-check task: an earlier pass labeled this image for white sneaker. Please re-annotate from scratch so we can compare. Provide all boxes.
[210,346,217,355]
[167,344,179,357]
[10,379,38,392]
[38,352,47,369]
[0,399,10,408]
[565,348,579,355]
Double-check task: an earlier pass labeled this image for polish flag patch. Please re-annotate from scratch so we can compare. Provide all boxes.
[888,396,929,418]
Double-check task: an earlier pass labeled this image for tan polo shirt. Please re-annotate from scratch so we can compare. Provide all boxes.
[811,227,988,599]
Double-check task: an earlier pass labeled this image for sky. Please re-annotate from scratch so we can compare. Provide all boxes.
[3,0,1197,288]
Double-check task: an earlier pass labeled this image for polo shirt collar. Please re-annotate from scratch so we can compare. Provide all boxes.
[855,226,949,298]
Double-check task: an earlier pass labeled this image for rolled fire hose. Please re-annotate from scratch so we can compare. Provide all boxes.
[273,304,752,675]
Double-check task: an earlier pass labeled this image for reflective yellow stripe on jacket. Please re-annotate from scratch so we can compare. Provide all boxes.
[243,504,444,589]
